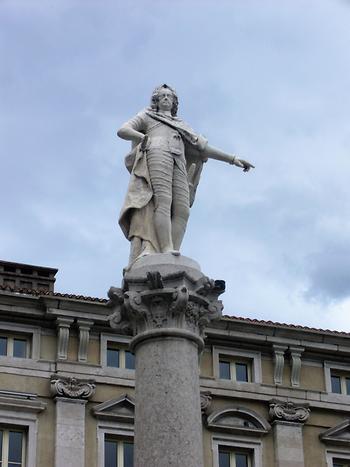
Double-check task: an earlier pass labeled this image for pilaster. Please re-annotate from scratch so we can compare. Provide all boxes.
[51,376,95,467]
[269,400,310,467]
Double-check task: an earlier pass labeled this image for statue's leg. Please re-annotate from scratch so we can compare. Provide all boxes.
[171,160,190,251]
[147,149,174,253]
[128,236,142,265]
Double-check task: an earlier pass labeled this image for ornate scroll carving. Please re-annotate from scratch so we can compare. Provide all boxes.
[56,317,74,361]
[290,346,304,387]
[272,345,287,385]
[51,376,96,399]
[77,320,94,363]
[269,400,310,423]
[108,271,224,339]
[200,391,212,415]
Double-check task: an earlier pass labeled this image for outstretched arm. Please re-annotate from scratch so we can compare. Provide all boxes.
[202,144,255,172]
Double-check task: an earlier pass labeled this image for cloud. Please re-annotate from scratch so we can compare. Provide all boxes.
[1,0,350,330]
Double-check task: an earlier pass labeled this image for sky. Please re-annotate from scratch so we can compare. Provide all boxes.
[1,0,350,331]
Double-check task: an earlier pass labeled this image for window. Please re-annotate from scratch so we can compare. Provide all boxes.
[104,436,133,467]
[213,347,262,384]
[106,345,135,370]
[0,427,26,467]
[212,437,262,467]
[331,372,350,395]
[219,359,250,382]
[219,448,252,467]
[334,462,350,467]
[324,362,350,397]
[0,335,29,358]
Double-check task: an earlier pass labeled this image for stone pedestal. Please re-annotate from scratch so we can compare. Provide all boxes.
[108,254,224,467]
[269,400,310,467]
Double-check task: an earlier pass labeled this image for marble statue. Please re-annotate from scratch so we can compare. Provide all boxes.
[117,84,254,264]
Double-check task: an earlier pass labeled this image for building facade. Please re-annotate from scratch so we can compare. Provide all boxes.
[0,260,350,467]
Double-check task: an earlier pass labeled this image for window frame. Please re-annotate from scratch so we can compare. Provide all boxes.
[0,426,26,466]
[0,411,39,467]
[0,335,30,359]
[218,446,252,467]
[219,359,251,383]
[324,362,350,397]
[0,323,40,362]
[212,434,262,467]
[104,433,134,467]
[100,334,135,376]
[213,346,262,384]
[97,423,134,467]
[326,449,350,467]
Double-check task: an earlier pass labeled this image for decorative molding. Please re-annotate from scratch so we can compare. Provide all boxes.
[108,272,224,346]
[269,400,310,423]
[320,419,350,446]
[0,393,46,413]
[200,391,212,414]
[272,345,287,386]
[289,346,304,387]
[207,406,271,436]
[92,394,135,423]
[56,317,74,360]
[51,376,95,399]
[77,319,94,363]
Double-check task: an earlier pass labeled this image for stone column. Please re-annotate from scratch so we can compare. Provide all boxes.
[269,400,310,467]
[51,376,96,467]
[108,254,224,467]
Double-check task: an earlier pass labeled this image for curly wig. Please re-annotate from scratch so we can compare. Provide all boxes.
[150,84,178,117]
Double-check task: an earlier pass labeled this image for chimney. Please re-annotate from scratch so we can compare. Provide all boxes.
[0,260,58,292]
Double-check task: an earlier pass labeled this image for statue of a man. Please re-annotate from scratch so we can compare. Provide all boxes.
[118,84,254,265]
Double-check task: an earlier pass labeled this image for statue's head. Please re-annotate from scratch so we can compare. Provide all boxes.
[151,84,178,116]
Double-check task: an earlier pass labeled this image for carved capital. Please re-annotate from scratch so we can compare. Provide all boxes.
[269,400,310,424]
[51,376,96,400]
[108,269,224,341]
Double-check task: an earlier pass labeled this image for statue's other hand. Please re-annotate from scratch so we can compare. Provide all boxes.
[237,158,255,172]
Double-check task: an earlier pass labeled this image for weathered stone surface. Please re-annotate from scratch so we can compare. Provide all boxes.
[273,421,305,467]
[54,398,87,467]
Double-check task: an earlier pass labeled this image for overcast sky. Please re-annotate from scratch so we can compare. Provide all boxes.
[1,0,350,331]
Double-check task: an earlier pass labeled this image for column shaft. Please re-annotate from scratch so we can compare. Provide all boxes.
[134,336,204,467]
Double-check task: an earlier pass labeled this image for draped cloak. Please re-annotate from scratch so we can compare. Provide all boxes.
[118,109,208,253]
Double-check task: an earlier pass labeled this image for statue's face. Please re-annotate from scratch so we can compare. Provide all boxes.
[157,88,174,112]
